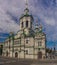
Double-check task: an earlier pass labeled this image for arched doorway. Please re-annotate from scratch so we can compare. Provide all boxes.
[38,52,42,59]
[15,52,18,58]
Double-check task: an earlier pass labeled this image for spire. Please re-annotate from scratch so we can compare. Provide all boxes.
[24,0,29,14]
[25,0,28,9]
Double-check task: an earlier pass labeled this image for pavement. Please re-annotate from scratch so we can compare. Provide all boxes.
[0,56,57,65]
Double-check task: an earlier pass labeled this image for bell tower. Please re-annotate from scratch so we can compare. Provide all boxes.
[19,0,33,31]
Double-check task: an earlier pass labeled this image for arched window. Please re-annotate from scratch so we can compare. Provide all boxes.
[21,22,23,28]
[15,52,18,58]
[26,20,28,27]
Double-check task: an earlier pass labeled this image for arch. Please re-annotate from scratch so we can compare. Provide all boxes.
[38,51,42,59]
[15,52,18,58]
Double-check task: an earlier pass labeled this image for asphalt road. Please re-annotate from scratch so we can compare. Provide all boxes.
[0,56,57,65]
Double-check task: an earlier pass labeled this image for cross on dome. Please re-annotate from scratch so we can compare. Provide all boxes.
[25,0,28,8]
[24,0,29,14]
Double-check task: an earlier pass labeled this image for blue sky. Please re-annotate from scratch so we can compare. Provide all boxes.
[0,0,57,49]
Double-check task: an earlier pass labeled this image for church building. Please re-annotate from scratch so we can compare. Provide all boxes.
[2,0,46,59]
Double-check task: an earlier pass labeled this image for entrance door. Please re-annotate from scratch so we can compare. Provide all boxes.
[15,52,18,58]
[38,52,42,59]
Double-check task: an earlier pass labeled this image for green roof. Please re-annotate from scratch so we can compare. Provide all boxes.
[24,8,29,12]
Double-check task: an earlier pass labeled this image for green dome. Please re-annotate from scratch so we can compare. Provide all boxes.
[24,8,29,12]
[20,8,33,20]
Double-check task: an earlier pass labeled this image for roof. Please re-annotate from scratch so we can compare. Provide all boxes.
[20,14,34,20]
[24,8,29,12]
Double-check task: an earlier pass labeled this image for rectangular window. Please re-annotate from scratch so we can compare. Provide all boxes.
[26,40,28,44]
[26,38,29,44]
[25,50,28,54]
[38,41,42,46]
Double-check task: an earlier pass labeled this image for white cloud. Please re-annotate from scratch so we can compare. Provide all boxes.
[0,4,19,33]
[0,0,57,43]
[0,0,23,33]
[44,17,56,25]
